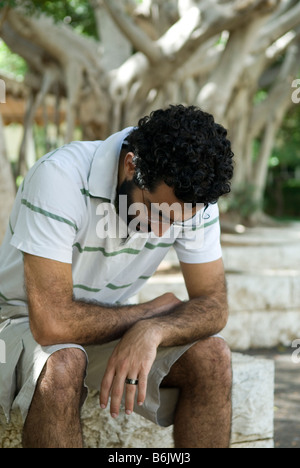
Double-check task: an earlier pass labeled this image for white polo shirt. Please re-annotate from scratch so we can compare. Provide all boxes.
[0,128,222,318]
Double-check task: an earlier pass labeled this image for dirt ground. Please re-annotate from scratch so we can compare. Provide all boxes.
[247,347,300,449]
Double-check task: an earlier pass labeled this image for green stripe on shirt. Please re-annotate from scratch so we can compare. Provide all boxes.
[21,199,78,232]
[73,275,151,293]
[73,243,141,257]
[73,284,101,293]
[106,278,150,290]
[204,216,219,228]
[80,188,110,202]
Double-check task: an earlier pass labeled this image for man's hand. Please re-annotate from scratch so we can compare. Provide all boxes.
[100,293,182,418]
[100,259,229,418]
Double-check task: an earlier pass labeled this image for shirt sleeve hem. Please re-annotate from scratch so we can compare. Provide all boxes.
[10,235,73,264]
[176,247,223,264]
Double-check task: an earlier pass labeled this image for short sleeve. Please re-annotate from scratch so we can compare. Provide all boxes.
[10,161,85,264]
[173,204,222,264]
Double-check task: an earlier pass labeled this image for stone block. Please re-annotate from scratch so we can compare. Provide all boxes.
[223,310,300,350]
[230,353,274,447]
[0,353,274,449]
[222,244,300,272]
[226,272,297,313]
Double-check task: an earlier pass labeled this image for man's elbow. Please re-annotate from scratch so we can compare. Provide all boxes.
[217,302,229,333]
[29,308,65,347]
[30,321,57,347]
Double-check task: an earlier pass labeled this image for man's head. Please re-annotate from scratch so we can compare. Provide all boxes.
[125,105,234,207]
[118,105,234,236]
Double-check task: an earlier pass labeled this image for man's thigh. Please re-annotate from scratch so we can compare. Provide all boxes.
[0,317,86,423]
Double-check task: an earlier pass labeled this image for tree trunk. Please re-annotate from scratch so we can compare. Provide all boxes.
[0,113,15,243]
[250,43,300,222]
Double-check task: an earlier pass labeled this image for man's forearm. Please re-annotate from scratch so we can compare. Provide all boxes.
[68,299,156,346]
[31,292,181,347]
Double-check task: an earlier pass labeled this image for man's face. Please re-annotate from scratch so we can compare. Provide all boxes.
[117,151,203,237]
[117,178,202,238]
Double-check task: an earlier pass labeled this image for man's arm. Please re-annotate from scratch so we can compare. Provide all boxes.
[149,258,229,347]
[24,253,181,347]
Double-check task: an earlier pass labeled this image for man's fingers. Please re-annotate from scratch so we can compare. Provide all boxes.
[125,372,147,414]
[101,370,149,418]
[124,379,138,415]
[100,367,115,409]
[137,373,148,407]
[110,375,126,418]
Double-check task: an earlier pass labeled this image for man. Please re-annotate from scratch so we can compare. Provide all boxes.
[0,105,234,448]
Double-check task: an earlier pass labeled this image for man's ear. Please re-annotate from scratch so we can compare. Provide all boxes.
[123,152,136,179]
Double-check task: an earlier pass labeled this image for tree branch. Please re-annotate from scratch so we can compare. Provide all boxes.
[1,20,45,75]
[250,30,300,138]
[157,5,202,56]
[101,0,163,64]
[3,8,101,73]
[0,113,15,243]
[252,42,300,207]
[256,1,300,53]
[152,0,279,83]
[90,0,132,71]
[196,14,269,120]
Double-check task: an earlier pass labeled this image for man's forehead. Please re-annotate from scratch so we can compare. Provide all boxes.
[143,184,203,222]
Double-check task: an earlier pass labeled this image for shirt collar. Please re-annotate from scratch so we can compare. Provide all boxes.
[88,127,134,201]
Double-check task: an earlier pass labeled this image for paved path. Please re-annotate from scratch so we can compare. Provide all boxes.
[248,347,300,448]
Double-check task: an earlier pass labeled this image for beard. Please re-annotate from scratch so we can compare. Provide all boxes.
[117,179,151,235]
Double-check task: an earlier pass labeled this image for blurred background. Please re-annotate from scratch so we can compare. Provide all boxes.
[0,0,299,239]
[0,0,300,447]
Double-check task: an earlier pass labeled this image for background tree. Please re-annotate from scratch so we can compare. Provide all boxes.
[0,112,15,242]
[0,0,300,232]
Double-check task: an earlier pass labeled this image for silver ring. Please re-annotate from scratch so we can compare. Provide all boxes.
[125,378,139,386]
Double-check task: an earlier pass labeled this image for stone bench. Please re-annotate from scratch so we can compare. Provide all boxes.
[0,353,274,448]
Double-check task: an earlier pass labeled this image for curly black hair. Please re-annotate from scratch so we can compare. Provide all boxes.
[125,105,234,207]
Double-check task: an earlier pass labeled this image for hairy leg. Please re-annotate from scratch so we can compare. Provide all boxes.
[162,337,232,448]
[22,348,87,448]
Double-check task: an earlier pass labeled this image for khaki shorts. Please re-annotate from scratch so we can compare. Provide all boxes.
[0,315,196,428]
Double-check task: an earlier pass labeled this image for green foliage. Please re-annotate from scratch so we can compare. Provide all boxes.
[0,0,98,38]
[253,90,268,105]
[229,185,262,219]
[0,0,17,7]
[284,179,300,189]
[264,105,300,218]
[272,106,300,168]
[0,40,27,77]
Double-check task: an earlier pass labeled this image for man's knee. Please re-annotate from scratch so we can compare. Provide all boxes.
[195,336,232,366]
[190,338,232,390]
[36,347,87,402]
[174,338,232,387]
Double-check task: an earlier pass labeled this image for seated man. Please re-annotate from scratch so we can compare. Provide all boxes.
[0,105,234,448]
